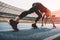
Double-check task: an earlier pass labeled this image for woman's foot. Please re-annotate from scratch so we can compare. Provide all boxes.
[41,24,44,27]
[9,19,19,31]
[32,23,38,29]
[52,25,56,29]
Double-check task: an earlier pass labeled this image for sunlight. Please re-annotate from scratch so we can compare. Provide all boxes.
[0,0,60,11]
[0,0,60,17]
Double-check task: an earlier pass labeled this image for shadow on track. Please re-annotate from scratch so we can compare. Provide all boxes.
[0,28,52,36]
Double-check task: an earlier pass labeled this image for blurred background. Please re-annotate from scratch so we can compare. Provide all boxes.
[0,0,60,23]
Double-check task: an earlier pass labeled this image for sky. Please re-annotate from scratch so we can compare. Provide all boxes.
[0,0,60,11]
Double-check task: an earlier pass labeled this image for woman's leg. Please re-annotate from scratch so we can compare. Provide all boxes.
[32,9,42,28]
[9,6,37,30]
[9,11,31,31]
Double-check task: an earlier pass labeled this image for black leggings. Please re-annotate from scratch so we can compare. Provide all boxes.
[19,6,42,23]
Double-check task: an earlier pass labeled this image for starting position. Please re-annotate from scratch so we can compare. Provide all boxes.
[9,2,56,31]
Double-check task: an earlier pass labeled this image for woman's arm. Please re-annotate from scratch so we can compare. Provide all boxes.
[49,15,56,28]
[41,14,45,26]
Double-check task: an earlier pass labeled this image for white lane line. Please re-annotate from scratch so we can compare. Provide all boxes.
[44,33,60,40]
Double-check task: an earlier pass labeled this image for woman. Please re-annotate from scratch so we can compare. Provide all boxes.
[9,2,56,31]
